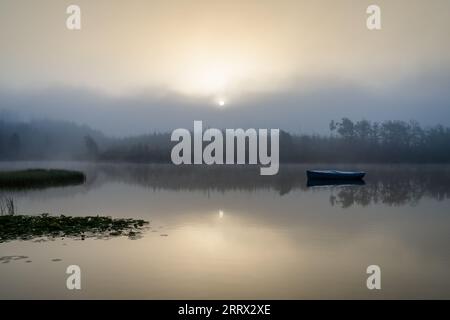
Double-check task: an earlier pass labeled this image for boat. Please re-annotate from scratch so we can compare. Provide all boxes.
[306,170,366,180]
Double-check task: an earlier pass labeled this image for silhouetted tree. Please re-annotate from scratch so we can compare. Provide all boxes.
[336,118,355,140]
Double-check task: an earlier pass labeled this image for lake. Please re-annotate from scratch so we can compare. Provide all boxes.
[1,162,450,299]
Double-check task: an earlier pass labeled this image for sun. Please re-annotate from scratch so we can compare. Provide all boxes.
[215,98,227,107]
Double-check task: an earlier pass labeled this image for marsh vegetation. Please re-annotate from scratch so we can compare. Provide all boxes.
[0,169,85,189]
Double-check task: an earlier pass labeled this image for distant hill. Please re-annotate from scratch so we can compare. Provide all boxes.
[0,118,108,160]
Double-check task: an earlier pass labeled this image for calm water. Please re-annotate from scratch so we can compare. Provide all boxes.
[1,162,450,299]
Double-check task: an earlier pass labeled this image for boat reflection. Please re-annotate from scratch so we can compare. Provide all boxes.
[307,179,366,187]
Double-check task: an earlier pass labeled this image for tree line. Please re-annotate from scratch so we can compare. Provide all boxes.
[288,118,450,163]
[1,117,450,163]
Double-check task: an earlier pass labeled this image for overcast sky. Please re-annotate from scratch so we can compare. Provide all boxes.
[1,0,450,136]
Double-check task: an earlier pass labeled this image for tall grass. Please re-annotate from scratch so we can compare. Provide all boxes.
[0,195,15,215]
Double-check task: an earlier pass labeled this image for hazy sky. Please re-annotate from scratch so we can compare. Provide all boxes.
[1,0,450,135]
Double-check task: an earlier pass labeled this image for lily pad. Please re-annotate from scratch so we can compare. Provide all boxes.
[0,214,149,243]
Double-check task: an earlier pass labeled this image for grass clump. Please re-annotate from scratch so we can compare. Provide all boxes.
[0,169,85,189]
[0,214,149,243]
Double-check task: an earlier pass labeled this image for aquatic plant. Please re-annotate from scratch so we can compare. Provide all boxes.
[0,214,149,243]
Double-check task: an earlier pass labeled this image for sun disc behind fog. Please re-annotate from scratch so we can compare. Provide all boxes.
[214,98,226,108]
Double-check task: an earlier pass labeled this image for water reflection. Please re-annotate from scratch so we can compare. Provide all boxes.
[2,163,447,208]
[0,162,450,299]
[91,164,450,207]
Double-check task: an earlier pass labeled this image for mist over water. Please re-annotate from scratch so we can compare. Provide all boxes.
[1,0,450,301]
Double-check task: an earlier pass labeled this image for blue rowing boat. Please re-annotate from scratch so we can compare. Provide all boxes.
[306,170,366,180]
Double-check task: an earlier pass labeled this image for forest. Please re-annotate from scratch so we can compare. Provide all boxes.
[1,117,450,163]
